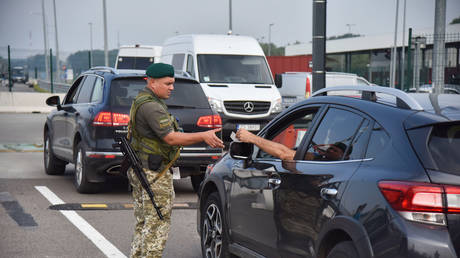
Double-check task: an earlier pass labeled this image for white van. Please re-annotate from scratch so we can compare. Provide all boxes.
[161,34,283,143]
[115,44,162,70]
[275,72,372,109]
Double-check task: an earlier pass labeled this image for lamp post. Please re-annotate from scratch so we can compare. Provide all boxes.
[102,0,108,67]
[41,0,49,80]
[52,0,60,82]
[268,23,274,56]
[228,0,232,35]
[89,22,93,68]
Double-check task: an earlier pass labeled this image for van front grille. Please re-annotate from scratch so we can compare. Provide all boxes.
[223,101,271,115]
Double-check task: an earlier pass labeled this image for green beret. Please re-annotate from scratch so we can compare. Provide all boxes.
[146,63,174,78]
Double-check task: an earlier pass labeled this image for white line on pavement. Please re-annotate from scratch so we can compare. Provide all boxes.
[35,186,127,258]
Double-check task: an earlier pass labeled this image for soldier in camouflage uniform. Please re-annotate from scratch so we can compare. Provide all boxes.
[128,63,223,258]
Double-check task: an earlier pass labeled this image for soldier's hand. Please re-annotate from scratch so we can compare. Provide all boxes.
[203,128,224,148]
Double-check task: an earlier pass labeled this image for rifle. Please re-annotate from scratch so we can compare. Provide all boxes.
[114,135,164,220]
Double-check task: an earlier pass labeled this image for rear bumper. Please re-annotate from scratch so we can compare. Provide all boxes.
[175,146,222,177]
[84,150,124,183]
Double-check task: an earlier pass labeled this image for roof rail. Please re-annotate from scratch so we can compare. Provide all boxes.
[90,66,117,74]
[312,85,424,111]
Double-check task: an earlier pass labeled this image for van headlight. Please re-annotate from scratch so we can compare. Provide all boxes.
[208,97,224,113]
[272,98,283,113]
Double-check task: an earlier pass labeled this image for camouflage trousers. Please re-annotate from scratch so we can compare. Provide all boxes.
[127,167,175,258]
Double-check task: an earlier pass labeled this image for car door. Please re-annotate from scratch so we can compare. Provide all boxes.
[274,105,372,257]
[51,76,85,160]
[228,105,323,257]
[67,75,97,154]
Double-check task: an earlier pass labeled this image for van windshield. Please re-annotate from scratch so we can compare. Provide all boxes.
[197,54,273,84]
[117,57,154,70]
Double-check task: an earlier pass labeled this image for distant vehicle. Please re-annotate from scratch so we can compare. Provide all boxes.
[115,44,162,70]
[198,85,460,258]
[408,84,460,94]
[275,71,372,109]
[161,34,283,144]
[44,67,222,193]
[12,66,28,84]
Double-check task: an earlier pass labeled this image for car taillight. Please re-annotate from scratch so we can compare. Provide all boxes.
[197,114,222,128]
[378,181,460,226]
[93,112,130,126]
[305,77,311,99]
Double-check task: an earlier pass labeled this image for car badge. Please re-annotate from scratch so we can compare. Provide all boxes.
[243,102,254,112]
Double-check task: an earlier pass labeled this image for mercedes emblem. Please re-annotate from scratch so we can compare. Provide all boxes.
[243,102,254,112]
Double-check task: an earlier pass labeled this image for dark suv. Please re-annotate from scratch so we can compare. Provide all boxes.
[197,85,460,258]
[44,67,222,193]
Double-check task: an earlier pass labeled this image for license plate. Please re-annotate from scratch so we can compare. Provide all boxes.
[237,124,260,131]
[282,97,297,103]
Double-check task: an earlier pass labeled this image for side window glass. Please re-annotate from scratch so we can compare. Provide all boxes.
[76,75,96,103]
[186,55,195,78]
[365,123,390,158]
[64,76,85,105]
[257,108,319,159]
[172,53,185,72]
[305,108,363,161]
[347,119,371,160]
[91,77,104,103]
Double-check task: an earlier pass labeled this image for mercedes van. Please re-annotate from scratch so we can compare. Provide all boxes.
[115,44,162,70]
[275,72,372,109]
[161,34,283,143]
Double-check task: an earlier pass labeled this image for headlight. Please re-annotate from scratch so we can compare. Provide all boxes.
[208,97,224,113]
[271,98,283,113]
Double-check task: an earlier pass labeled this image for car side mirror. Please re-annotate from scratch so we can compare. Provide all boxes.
[274,74,282,88]
[229,142,254,160]
[46,95,62,110]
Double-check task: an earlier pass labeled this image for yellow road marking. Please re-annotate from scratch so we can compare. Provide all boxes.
[81,204,108,208]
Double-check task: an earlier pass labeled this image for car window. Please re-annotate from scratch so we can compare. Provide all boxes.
[305,107,363,161]
[76,75,96,104]
[365,123,390,159]
[172,54,185,71]
[91,77,104,103]
[64,76,85,105]
[257,108,319,159]
[347,119,372,160]
[357,78,369,85]
[110,78,146,107]
[186,54,195,78]
[165,80,209,108]
[427,123,460,175]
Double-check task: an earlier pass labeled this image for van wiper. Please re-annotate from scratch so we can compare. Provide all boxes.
[167,104,196,109]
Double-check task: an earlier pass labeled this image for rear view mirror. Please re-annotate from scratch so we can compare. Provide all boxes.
[229,142,254,160]
[46,95,62,110]
[275,74,282,88]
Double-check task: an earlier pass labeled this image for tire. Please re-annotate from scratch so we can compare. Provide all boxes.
[327,241,359,258]
[74,142,97,193]
[201,192,231,258]
[191,174,204,193]
[44,131,66,175]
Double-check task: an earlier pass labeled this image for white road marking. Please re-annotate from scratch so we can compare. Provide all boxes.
[35,186,127,258]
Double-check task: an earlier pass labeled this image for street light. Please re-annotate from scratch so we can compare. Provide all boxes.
[89,22,93,68]
[228,0,232,35]
[268,23,274,56]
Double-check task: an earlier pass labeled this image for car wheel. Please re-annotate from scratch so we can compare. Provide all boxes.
[191,174,204,193]
[201,192,231,258]
[74,142,97,193]
[44,131,66,175]
[327,241,359,258]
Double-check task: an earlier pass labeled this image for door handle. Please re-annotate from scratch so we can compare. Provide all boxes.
[268,178,281,186]
[320,188,338,198]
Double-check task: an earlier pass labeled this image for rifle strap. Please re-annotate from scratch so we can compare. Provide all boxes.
[152,149,180,183]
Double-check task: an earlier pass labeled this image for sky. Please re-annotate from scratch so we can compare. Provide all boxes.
[1,0,460,58]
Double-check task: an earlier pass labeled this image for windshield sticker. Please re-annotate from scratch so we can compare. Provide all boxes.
[203,76,210,82]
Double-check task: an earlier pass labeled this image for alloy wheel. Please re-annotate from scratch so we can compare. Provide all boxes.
[75,148,83,186]
[202,203,223,258]
[44,137,50,170]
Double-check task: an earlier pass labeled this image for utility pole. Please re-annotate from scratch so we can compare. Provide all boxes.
[228,0,232,35]
[400,0,407,90]
[89,22,93,67]
[346,24,355,34]
[52,0,60,82]
[390,0,400,88]
[312,0,327,91]
[41,0,49,80]
[103,0,109,67]
[432,0,446,94]
[268,23,274,56]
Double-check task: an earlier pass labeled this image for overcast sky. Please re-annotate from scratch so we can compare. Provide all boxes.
[1,0,459,56]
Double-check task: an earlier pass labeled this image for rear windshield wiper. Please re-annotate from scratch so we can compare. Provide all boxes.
[167,104,196,109]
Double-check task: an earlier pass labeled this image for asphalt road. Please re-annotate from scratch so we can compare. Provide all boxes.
[0,82,35,92]
[0,113,203,258]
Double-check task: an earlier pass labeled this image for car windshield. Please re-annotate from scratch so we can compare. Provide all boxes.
[110,77,209,109]
[197,54,273,84]
[117,57,154,70]
[427,123,460,175]
[13,68,24,76]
